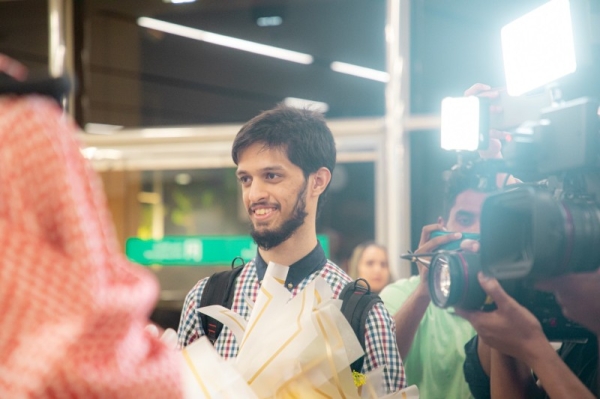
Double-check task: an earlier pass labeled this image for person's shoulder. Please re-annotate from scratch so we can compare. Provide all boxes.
[321,259,352,280]
[185,259,255,299]
[380,275,421,296]
[379,275,421,314]
[184,276,209,303]
[319,259,352,296]
[182,260,256,314]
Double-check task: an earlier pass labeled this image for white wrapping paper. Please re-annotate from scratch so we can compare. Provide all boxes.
[182,262,420,399]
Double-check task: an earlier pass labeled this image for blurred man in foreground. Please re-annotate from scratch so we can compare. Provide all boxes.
[0,54,181,398]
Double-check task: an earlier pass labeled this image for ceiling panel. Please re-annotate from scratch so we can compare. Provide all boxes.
[79,0,388,127]
[0,0,567,128]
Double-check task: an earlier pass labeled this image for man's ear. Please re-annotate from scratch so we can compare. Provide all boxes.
[310,167,332,197]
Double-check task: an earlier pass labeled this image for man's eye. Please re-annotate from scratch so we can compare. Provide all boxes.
[266,173,278,180]
[457,216,474,226]
[238,176,250,184]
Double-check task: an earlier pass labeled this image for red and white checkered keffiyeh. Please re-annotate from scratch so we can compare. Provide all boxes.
[0,96,182,398]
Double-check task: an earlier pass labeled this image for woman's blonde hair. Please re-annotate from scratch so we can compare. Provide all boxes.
[347,241,388,280]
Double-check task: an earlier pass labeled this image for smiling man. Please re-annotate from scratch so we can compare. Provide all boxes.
[177,105,405,393]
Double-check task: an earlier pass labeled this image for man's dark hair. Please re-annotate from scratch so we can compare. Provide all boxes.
[232,104,336,213]
[442,162,497,220]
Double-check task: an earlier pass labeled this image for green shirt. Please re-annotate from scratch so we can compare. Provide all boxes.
[380,276,476,399]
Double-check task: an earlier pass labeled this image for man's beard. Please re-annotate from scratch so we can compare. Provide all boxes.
[250,182,308,250]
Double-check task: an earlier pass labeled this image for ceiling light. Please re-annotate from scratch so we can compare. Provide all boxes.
[175,173,192,185]
[137,17,313,65]
[84,123,123,134]
[284,97,329,113]
[163,0,196,3]
[80,147,97,159]
[330,61,389,83]
[80,147,122,160]
[256,16,283,27]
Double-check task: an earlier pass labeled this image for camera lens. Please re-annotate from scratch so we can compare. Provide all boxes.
[429,252,487,310]
[430,254,452,307]
[559,201,600,274]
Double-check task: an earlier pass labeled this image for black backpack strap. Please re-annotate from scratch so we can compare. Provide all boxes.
[339,278,383,373]
[199,257,245,344]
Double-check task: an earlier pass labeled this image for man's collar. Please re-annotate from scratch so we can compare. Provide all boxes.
[254,242,327,290]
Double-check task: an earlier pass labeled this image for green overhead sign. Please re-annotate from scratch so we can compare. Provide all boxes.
[126,235,330,266]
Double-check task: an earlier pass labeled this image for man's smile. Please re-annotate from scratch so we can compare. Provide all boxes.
[250,205,279,222]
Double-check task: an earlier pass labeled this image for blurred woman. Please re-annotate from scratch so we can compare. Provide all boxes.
[348,242,391,294]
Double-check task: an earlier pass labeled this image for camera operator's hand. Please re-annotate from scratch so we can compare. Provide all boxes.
[459,239,479,253]
[456,273,545,361]
[464,83,519,188]
[391,223,462,359]
[535,270,600,335]
[458,273,596,399]
[414,223,462,293]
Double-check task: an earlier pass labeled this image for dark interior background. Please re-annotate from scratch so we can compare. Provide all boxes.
[0,0,550,258]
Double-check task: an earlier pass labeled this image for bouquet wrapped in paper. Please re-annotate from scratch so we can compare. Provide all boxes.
[181,262,419,398]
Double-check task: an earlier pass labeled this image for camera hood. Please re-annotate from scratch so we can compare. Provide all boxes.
[480,186,569,279]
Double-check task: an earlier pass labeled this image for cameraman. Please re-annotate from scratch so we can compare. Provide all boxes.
[379,163,490,398]
[379,83,511,398]
[457,271,598,398]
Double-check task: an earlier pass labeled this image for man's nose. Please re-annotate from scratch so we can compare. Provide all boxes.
[248,180,268,203]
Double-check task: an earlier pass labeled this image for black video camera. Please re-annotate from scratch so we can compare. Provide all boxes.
[429,99,600,340]
[427,250,592,341]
